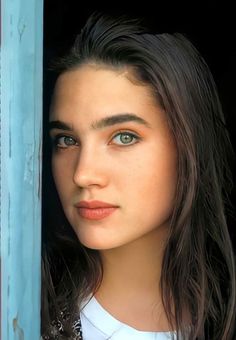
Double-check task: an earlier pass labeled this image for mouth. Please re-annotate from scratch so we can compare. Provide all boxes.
[76,207,118,220]
[75,200,119,220]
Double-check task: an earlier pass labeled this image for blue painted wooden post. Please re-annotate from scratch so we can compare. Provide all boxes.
[0,0,43,339]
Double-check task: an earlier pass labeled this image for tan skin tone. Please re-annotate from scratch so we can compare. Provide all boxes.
[50,64,178,332]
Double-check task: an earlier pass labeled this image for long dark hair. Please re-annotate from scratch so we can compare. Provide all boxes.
[42,12,236,339]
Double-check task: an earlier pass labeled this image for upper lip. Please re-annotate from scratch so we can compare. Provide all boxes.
[76,200,118,209]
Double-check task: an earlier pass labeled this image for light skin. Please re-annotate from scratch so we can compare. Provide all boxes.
[50,64,178,331]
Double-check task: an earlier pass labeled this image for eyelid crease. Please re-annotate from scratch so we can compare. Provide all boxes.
[110,130,141,144]
[50,128,140,139]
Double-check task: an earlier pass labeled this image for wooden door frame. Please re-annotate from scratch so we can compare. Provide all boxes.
[1,0,43,338]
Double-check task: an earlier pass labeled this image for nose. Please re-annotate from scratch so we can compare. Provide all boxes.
[73,146,108,189]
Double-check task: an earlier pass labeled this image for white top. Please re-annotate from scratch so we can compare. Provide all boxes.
[80,296,176,340]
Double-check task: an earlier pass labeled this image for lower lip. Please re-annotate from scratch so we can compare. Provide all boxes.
[77,207,117,220]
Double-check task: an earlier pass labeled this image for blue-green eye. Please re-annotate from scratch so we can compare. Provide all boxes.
[53,135,78,148]
[112,132,140,145]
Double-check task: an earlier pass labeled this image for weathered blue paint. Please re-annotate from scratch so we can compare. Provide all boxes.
[1,0,43,339]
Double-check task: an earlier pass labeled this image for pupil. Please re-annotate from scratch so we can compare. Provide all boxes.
[121,134,132,143]
[65,137,74,145]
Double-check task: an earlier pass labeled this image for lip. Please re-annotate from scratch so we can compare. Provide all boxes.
[75,200,119,220]
[76,200,118,209]
[77,207,117,220]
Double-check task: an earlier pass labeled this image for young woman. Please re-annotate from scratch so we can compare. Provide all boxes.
[41,12,236,339]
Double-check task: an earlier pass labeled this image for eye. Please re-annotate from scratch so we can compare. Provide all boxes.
[53,135,78,148]
[111,131,140,146]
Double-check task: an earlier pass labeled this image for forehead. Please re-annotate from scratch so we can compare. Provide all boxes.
[52,64,157,108]
[50,64,168,131]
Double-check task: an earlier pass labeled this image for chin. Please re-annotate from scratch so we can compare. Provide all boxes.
[79,240,113,250]
[75,232,106,250]
[76,233,121,251]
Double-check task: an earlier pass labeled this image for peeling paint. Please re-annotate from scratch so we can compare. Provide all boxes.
[13,316,24,339]
[17,20,26,42]
[24,145,34,185]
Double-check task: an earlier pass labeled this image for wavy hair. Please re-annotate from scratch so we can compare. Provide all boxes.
[42,12,236,339]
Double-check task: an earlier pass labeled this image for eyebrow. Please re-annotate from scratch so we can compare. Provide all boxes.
[49,113,151,131]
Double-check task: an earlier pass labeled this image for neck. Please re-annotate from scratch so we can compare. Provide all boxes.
[95,225,172,331]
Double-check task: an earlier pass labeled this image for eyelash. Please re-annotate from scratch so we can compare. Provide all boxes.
[51,131,141,149]
[111,131,141,146]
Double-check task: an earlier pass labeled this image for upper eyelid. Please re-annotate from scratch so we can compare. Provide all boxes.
[49,130,75,137]
[50,128,140,139]
[50,131,78,143]
[111,129,139,137]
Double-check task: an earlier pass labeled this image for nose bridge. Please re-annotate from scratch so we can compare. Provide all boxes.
[73,142,106,188]
[75,143,94,172]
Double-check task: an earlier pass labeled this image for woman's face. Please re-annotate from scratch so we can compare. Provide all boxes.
[50,64,178,250]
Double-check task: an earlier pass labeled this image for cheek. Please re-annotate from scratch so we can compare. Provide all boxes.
[120,145,178,219]
[51,155,73,201]
[120,145,177,193]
